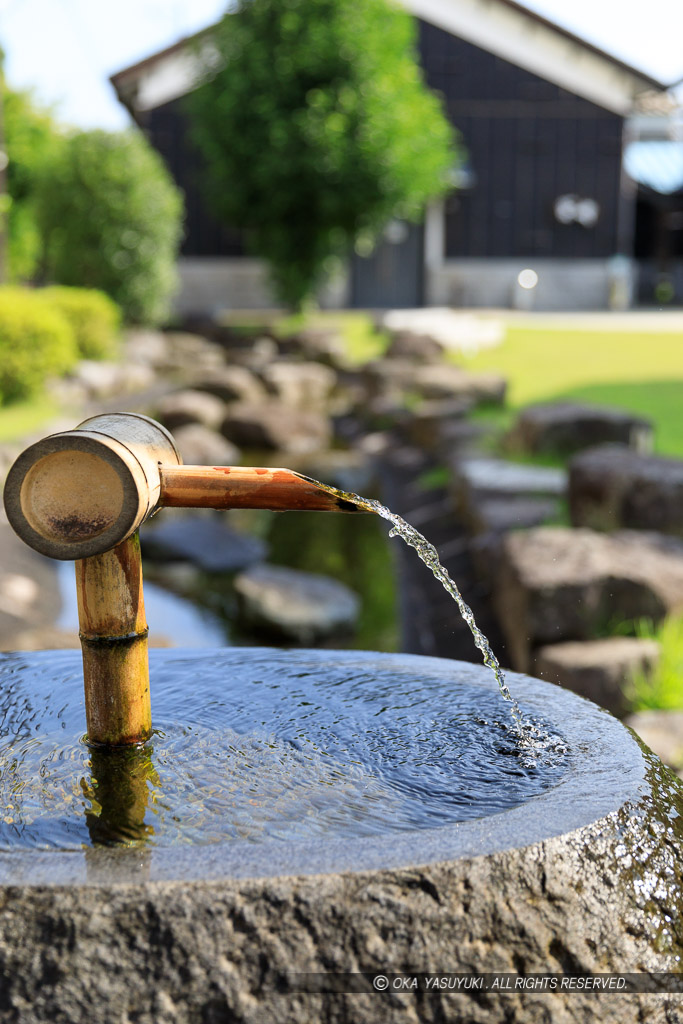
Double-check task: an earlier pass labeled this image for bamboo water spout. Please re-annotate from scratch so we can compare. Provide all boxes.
[3,413,361,746]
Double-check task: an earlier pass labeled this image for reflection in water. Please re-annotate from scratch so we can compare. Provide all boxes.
[0,650,569,851]
[83,746,156,847]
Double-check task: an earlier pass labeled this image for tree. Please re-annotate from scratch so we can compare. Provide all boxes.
[189,0,457,309]
[4,85,61,282]
[38,130,183,324]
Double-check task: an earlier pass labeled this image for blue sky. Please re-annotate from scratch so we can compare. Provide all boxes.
[4,0,682,130]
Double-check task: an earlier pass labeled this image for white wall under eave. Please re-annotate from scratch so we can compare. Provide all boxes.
[425,258,634,311]
[173,257,350,315]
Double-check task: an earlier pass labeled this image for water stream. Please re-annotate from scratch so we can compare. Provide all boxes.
[307,479,525,727]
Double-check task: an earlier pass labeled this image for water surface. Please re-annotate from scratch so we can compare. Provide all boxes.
[0,649,568,850]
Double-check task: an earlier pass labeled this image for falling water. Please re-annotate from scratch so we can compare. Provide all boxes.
[309,480,525,728]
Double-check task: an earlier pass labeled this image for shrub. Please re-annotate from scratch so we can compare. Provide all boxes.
[0,288,78,403]
[38,129,183,325]
[40,286,121,360]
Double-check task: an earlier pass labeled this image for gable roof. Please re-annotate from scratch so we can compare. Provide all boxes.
[110,0,668,119]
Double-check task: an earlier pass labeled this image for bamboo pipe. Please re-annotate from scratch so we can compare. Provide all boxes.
[159,466,360,512]
[2,414,367,748]
[76,532,151,747]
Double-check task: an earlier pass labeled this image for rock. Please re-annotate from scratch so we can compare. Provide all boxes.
[143,515,267,572]
[569,444,683,536]
[466,495,559,535]
[624,710,683,773]
[403,398,473,450]
[233,564,359,642]
[221,402,331,453]
[385,330,445,362]
[124,328,170,367]
[535,637,660,716]
[363,360,506,406]
[171,424,241,467]
[451,457,567,498]
[192,365,267,405]
[509,402,654,456]
[495,527,683,671]
[260,362,337,412]
[162,331,226,374]
[288,449,375,495]
[155,390,226,431]
[281,327,347,367]
[413,364,507,405]
[68,360,155,400]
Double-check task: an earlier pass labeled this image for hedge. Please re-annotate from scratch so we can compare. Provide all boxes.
[40,286,121,360]
[0,288,78,404]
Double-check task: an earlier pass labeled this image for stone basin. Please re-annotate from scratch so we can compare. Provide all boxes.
[0,648,681,1023]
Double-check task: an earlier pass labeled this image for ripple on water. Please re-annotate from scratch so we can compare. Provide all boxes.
[0,650,569,850]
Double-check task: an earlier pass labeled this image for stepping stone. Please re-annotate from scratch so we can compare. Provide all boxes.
[233,564,359,643]
[534,637,660,716]
[569,444,683,536]
[172,425,240,468]
[509,401,653,455]
[221,402,331,453]
[143,516,267,573]
[155,389,226,431]
[624,710,683,774]
[494,527,683,671]
[192,366,267,405]
[452,457,567,498]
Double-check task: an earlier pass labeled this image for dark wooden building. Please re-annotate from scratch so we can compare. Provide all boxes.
[111,0,668,312]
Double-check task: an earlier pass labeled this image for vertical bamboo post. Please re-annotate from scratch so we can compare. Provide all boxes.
[76,532,151,746]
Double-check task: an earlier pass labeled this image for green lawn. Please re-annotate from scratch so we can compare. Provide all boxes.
[0,395,60,443]
[463,325,683,456]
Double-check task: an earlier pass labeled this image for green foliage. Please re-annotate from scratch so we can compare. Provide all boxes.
[189,0,456,308]
[37,130,183,324]
[40,286,121,360]
[627,617,683,711]
[4,86,62,281]
[0,287,78,403]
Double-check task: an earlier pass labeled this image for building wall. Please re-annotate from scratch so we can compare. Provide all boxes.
[417,20,628,261]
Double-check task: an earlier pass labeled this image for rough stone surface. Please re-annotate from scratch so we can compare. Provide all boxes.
[192,365,267,405]
[509,401,654,455]
[65,360,156,400]
[159,331,226,374]
[0,651,680,1023]
[452,456,567,498]
[155,389,226,431]
[234,563,359,642]
[0,773,680,1023]
[260,361,337,412]
[569,443,683,535]
[143,515,267,572]
[402,398,473,450]
[364,361,506,406]
[281,328,347,367]
[171,424,241,468]
[625,710,683,773]
[413,364,506,405]
[495,527,683,671]
[0,516,61,649]
[466,495,559,535]
[385,330,445,363]
[289,449,375,495]
[221,402,331,453]
[534,636,660,715]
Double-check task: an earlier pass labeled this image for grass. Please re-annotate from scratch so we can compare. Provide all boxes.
[221,309,389,366]
[0,394,60,442]
[627,617,683,712]
[462,325,683,457]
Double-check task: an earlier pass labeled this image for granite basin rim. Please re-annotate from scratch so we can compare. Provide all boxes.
[0,647,647,887]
